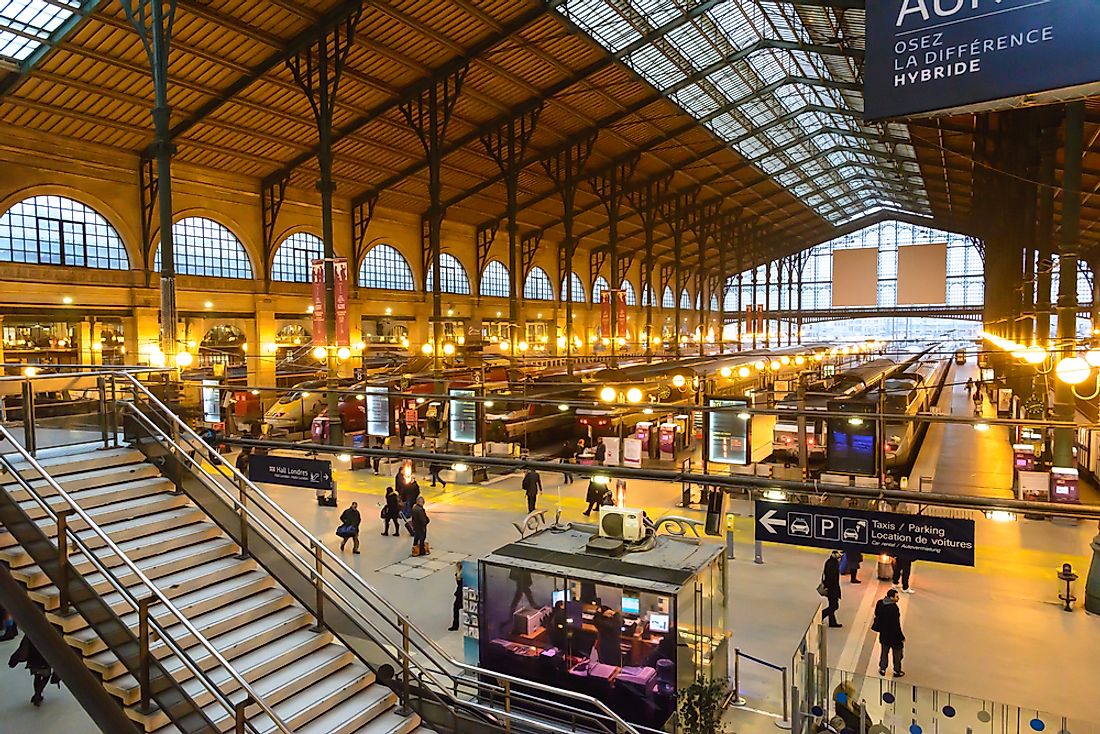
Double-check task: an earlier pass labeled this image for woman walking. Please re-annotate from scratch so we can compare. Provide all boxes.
[382,486,402,537]
[8,635,56,706]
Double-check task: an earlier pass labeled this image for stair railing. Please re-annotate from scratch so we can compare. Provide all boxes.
[116,371,649,734]
[0,425,295,734]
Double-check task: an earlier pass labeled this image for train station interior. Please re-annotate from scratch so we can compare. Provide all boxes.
[0,1,1099,733]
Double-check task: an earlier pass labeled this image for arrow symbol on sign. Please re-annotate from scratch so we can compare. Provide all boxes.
[759,509,787,535]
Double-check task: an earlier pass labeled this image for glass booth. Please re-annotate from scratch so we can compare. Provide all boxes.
[477,525,727,729]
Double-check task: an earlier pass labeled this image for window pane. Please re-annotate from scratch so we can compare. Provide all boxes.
[272,232,324,283]
[560,272,585,302]
[359,244,415,290]
[523,267,554,300]
[156,217,252,279]
[426,253,471,295]
[620,279,637,306]
[0,195,128,269]
[480,260,510,298]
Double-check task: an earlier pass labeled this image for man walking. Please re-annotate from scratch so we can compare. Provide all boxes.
[338,501,361,554]
[448,563,463,631]
[522,468,542,513]
[892,553,914,594]
[821,550,842,628]
[410,496,430,556]
[872,588,905,677]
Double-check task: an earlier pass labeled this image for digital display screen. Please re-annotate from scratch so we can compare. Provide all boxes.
[448,388,478,444]
[621,596,640,616]
[552,589,571,606]
[706,397,748,465]
[827,422,877,476]
[649,613,669,633]
[364,386,390,437]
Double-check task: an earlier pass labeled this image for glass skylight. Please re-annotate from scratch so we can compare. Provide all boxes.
[557,0,929,225]
[0,0,83,63]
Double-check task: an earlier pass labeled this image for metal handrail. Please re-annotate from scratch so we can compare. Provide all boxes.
[0,425,294,734]
[116,371,647,734]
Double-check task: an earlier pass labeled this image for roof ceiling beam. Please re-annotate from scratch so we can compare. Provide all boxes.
[0,0,104,99]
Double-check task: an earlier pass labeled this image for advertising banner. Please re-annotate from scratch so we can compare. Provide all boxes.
[334,258,350,347]
[311,259,326,346]
[600,291,611,336]
[865,0,1100,120]
[706,397,749,465]
[617,290,627,338]
[755,500,976,566]
[364,386,390,437]
[448,388,478,444]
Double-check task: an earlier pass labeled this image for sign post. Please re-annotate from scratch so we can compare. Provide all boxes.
[754,500,976,567]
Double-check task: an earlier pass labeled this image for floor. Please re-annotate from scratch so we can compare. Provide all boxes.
[2,391,1100,733]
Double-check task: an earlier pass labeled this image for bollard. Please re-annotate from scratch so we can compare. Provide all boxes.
[726,513,736,560]
[775,666,791,730]
[731,648,746,706]
[755,538,764,564]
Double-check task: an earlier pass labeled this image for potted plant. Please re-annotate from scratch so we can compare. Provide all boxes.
[675,675,728,733]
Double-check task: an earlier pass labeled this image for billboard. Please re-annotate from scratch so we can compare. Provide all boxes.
[866,0,1100,120]
[896,243,947,305]
[831,249,878,307]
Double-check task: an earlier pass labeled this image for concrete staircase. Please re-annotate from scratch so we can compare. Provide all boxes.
[0,441,427,734]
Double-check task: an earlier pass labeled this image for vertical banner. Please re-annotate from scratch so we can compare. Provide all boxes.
[334,258,350,346]
[617,290,627,339]
[311,259,326,346]
[600,291,611,336]
[744,305,753,335]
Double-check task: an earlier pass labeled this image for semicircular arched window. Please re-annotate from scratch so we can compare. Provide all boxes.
[359,244,415,290]
[155,217,252,278]
[426,253,471,295]
[0,195,129,269]
[523,267,554,300]
[480,260,510,298]
[680,289,692,310]
[661,286,674,308]
[271,232,324,283]
[592,276,609,303]
[641,284,655,307]
[560,272,585,303]
[620,280,637,306]
[710,293,719,311]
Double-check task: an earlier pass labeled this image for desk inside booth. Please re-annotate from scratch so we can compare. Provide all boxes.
[478,524,727,729]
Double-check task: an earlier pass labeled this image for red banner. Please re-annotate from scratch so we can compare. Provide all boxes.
[744,305,753,334]
[334,258,350,347]
[600,291,611,336]
[311,259,326,346]
[617,290,627,339]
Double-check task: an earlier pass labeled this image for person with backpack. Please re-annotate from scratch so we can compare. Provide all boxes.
[337,501,361,554]
[381,486,401,537]
[872,588,905,677]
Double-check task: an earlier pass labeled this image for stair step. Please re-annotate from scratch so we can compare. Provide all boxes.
[2,461,161,497]
[107,621,331,706]
[17,477,179,522]
[349,709,424,734]
[89,606,315,680]
[292,677,400,734]
[10,522,221,586]
[2,446,146,480]
[57,560,265,635]
[47,536,242,621]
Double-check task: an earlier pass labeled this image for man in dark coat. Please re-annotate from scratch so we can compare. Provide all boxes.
[872,589,905,677]
[410,496,430,556]
[8,635,53,706]
[382,487,401,536]
[841,550,863,584]
[448,563,463,631]
[593,437,607,465]
[821,550,843,628]
[522,468,542,513]
[339,501,361,554]
[583,477,604,517]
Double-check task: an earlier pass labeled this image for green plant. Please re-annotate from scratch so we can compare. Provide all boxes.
[675,675,729,733]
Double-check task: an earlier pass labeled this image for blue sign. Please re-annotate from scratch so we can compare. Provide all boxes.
[249,454,333,490]
[865,0,1100,119]
[754,500,975,566]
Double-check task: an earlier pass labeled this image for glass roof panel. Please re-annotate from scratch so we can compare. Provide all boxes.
[0,0,82,62]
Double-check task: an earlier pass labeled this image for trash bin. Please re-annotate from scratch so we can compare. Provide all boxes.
[877,554,894,580]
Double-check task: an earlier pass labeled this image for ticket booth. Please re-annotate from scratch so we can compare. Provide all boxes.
[476,525,727,730]
[658,423,677,460]
[1050,467,1080,503]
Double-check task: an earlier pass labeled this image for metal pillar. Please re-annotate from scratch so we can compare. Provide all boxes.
[402,68,469,374]
[120,0,179,362]
[591,158,638,367]
[543,136,597,376]
[751,263,758,350]
[1053,101,1084,468]
[627,176,670,362]
[660,190,697,358]
[737,272,744,349]
[764,260,772,348]
[796,254,805,345]
[1034,113,1059,345]
[285,10,363,445]
[482,107,543,364]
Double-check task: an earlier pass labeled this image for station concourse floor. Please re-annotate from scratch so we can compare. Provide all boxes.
[3,420,1100,732]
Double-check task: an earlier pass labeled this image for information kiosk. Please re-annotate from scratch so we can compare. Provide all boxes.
[477,524,728,728]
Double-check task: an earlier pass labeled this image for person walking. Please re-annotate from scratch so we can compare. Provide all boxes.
[559,438,581,484]
[841,550,863,584]
[429,456,447,488]
[371,437,383,475]
[448,563,463,631]
[892,553,914,594]
[872,588,905,677]
[338,501,361,554]
[508,567,536,615]
[583,477,604,517]
[821,550,843,628]
[382,486,401,537]
[7,635,55,706]
[410,496,430,556]
[234,446,252,477]
[0,604,17,641]
[522,468,542,513]
[593,437,606,465]
[972,387,982,416]
[965,377,974,396]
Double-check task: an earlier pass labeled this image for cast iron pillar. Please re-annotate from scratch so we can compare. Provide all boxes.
[1034,112,1060,345]
[543,135,598,376]
[795,253,806,345]
[764,259,772,349]
[689,200,721,357]
[591,157,638,367]
[1053,101,1084,468]
[402,67,469,374]
[627,176,671,362]
[121,0,179,362]
[285,9,363,446]
[481,106,543,363]
[660,189,698,358]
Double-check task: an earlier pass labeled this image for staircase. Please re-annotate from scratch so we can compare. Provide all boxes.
[0,440,426,734]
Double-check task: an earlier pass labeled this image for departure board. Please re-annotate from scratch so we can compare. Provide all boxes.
[449,388,478,444]
[706,397,748,465]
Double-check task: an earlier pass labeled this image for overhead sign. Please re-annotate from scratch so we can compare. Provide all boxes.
[754,500,975,566]
[448,388,478,444]
[249,454,333,490]
[310,258,351,346]
[705,397,749,465]
[865,0,1100,120]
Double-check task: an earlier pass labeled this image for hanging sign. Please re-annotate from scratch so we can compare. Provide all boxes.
[311,259,326,346]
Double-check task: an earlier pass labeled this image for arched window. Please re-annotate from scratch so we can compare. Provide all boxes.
[620,280,637,306]
[661,286,674,308]
[271,232,323,283]
[680,289,692,310]
[480,260,510,298]
[641,284,656,307]
[156,217,252,278]
[592,276,609,303]
[0,195,129,269]
[561,272,585,302]
[426,253,470,295]
[359,244,415,290]
[710,293,719,311]
[523,267,554,300]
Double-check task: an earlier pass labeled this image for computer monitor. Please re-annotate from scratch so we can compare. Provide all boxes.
[649,612,669,633]
[621,595,640,616]
[552,589,571,606]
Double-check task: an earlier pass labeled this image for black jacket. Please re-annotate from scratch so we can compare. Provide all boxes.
[585,479,603,503]
[406,481,421,504]
[522,471,541,495]
[822,556,841,598]
[873,598,904,646]
[384,490,401,519]
[410,503,429,534]
[340,507,361,529]
[594,443,606,462]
